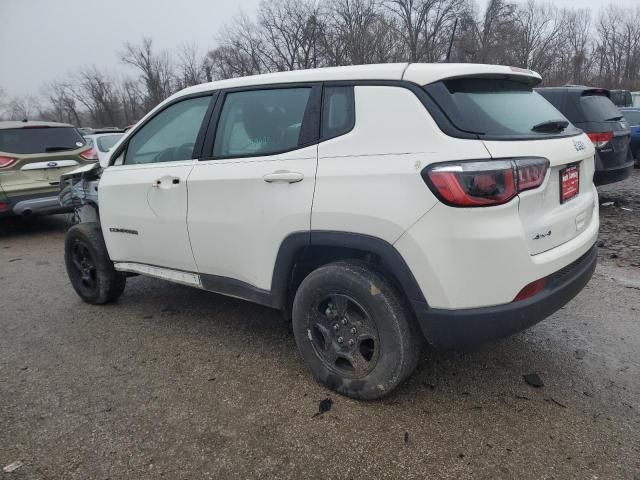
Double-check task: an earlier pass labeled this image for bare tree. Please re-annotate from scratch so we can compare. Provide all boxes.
[118,78,144,125]
[257,0,323,71]
[14,0,640,127]
[323,0,402,65]
[72,67,122,126]
[386,0,465,62]
[512,0,563,75]
[544,8,593,86]
[121,37,175,110]
[209,13,269,79]
[593,5,640,89]
[3,95,41,121]
[175,43,212,89]
[454,0,519,64]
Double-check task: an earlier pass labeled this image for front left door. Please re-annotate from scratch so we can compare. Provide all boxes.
[99,95,212,272]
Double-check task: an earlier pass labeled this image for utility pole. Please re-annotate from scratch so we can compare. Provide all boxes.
[446,17,459,63]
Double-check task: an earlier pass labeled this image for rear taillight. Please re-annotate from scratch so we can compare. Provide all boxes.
[0,202,9,212]
[587,132,614,149]
[423,157,549,207]
[0,155,17,168]
[79,147,98,161]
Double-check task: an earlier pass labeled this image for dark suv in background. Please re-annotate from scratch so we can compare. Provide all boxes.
[537,86,634,185]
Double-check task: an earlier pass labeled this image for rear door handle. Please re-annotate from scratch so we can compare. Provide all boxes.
[263,171,304,184]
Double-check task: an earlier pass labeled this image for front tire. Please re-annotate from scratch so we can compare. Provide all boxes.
[292,261,422,400]
[65,222,126,304]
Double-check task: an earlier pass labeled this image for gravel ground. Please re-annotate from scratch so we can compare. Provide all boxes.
[597,168,640,268]
[1,189,639,479]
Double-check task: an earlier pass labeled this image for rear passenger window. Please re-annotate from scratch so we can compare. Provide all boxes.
[213,88,312,158]
[322,86,355,139]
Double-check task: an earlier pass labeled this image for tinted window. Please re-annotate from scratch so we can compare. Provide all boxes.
[96,133,124,152]
[580,95,622,122]
[213,88,311,157]
[622,110,640,126]
[610,91,632,107]
[0,127,85,154]
[322,86,355,139]
[125,96,210,165]
[426,79,576,138]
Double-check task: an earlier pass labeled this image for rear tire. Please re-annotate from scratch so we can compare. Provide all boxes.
[292,261,422,400]
[65,222,126,304]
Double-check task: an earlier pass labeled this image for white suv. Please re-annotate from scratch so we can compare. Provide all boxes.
[62,63,599,400]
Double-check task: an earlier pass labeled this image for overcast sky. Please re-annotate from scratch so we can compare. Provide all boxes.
[0,0,636,98]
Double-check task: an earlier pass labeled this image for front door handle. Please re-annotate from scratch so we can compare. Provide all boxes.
[152,176,181,188]
[263,170,304,184]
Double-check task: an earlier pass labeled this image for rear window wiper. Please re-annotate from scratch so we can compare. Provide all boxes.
[45,146,78,152]
[604,116,623,121]
[531,120,569,133]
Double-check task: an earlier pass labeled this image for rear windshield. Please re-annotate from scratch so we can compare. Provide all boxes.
[0,127,85,154]
[96,133,123,152]
[580,95,622,122]
[425,78,577,138]
[622,110,640,126]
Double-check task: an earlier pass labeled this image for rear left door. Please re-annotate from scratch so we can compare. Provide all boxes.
[187,85,320,292]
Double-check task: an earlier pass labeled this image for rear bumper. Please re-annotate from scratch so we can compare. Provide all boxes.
[412,244,597,349]
[594,153,634,185]
[0,191,72,217]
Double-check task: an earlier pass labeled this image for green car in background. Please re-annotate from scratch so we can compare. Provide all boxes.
[0,121,98,218]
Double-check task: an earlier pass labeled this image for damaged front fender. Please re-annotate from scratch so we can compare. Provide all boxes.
[59,163,102,223]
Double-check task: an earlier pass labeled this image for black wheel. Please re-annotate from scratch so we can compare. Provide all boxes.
[292,261,422,400]
[65,222,126,304]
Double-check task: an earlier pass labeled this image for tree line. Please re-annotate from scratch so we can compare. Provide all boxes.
[1,0,639,127]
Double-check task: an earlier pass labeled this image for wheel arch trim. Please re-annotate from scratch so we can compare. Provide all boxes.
[271,230,428,309]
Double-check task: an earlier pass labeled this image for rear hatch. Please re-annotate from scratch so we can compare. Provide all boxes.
[422,75,597,255]
[0,125,96,194]
[482,137,595,254]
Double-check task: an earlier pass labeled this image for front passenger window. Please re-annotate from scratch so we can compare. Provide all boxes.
[124,96,211,165]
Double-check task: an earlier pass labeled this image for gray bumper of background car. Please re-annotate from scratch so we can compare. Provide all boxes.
[3,193,72,217]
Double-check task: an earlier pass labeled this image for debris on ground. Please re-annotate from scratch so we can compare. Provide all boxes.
[404,431,409,444]
[3,461,24,473]
[523,373,545,388]
[547,397,568,408]
[313,397,333,417]
[575,349,587,360]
